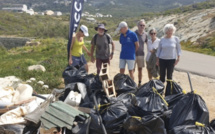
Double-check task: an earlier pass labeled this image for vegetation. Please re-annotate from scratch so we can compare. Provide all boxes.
[181,31,215,56]
[0,38,91,93]
[0,11,69,38]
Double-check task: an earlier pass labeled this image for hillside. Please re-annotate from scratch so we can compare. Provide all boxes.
[143,7,215,55]
[0,0,207,17]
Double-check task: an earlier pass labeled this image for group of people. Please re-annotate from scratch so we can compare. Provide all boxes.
[69,19,181,86]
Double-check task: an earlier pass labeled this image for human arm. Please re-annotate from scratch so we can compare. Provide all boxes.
[90,36,95,63]
[82,44,91,56]
[174,37,182,66]
[135,41,139,52]
[109,41,115,60]
[156,40,162,66]
[69,36,75,65]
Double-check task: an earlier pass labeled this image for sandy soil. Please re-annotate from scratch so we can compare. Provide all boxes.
[88,50,215,121]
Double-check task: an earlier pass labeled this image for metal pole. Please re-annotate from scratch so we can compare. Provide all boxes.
[187,72,194,92]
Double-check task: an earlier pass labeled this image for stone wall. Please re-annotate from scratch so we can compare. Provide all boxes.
[0,37,33,49]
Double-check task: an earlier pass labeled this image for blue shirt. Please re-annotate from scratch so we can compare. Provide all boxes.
[119,30,138,60]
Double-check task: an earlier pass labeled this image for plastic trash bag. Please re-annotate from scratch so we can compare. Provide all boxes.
[168,124,215,134]
[165,80,183,96]
[89,110,103,134]
[210,119,215,130]
[62,65,87,85]
[136,79,164,95]
[123,115,167,134]
[165,93,184,110]
[84,74,103,95]
[114,73,137,95]
[101,101,128,133]
[168,92,209,130]
[134,87,168,117]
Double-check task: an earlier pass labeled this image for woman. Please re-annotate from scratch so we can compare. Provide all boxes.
[146,28,160,80]
[156,24,181,83]
[69,25,91,72]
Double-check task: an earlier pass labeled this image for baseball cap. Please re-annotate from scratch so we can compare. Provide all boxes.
[80,25,89,37]
[116,21,128,31]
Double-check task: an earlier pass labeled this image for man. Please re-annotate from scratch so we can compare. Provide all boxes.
[117,21,139,80]
[135,19,148,86]
[91,24,115,74]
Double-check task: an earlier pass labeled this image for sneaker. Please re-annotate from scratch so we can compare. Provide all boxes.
[138,83,141,87]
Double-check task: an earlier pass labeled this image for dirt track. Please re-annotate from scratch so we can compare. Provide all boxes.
[88,50,215,121]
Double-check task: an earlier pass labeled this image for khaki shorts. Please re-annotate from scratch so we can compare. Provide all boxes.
[135,56,145,68]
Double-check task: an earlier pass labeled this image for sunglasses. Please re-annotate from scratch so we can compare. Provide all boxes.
[150,33,156,35]
[139,25,145,27]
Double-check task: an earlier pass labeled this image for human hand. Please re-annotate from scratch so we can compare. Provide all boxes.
[156,60,159,66]
[109,53,113,60]
[91,56,95,63]
[174,59,179,66]
[69,58,73,65]
[87,51,91,56]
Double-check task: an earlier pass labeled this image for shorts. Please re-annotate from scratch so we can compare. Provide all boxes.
[119,59,135,70]
[71,54,87,66]
[135,56,145,68]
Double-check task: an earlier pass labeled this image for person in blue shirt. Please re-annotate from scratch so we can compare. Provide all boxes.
[117,21,139,80]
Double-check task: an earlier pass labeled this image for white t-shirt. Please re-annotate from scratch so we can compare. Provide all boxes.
[146,38,160,61]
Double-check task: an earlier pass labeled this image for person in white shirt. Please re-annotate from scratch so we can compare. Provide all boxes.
[156,24,182,83]
[146,28,160,80]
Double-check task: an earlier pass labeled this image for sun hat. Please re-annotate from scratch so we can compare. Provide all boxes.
[95,24,108,32]
[80,25,89,37]
[116,21,128,31]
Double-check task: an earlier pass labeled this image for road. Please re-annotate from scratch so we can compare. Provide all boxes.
[113,41,215,79]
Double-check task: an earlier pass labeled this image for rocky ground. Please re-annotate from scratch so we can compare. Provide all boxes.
[88,50,215,120]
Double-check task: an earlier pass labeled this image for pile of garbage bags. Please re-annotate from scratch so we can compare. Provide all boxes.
[0,65,215,134]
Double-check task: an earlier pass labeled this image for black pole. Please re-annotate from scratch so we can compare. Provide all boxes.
[92,92,107,134]
[187,72,194,92]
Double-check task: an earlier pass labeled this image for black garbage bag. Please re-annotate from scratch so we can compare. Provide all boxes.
[168,92,209,130]
[62,65,87,85]
[123,115,167,134]
[114,73,137,95]
[134,87,168,117]
[165,80,183,96]
[116,93,141,116]
[101,101,128,133]
[71,115,91,134]
[89,110,104,134]
[136,79,164,95]
[23,122,40,134]
[80,90,109,109]
[84,73,103,95]
[210,119,215,130]
[168,124,215,134]
[165,93,184,110]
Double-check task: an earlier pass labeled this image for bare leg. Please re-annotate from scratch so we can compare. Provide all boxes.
[120,69,125,74]
[138,67,142,83]
[85,64,89,73]
[129,70,134,80]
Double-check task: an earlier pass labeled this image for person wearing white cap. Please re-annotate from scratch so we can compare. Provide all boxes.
[69,25,91,72]
[117,21,139,80]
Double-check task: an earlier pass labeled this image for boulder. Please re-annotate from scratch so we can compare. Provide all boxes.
[28,65,46,72]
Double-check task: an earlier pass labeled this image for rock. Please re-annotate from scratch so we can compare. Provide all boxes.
[28,65,46,72]
[25,41,40,46]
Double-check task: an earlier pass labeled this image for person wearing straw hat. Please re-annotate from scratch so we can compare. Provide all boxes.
[117,21,139,80]
[69,25,91,72]
[91,24,115,74]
